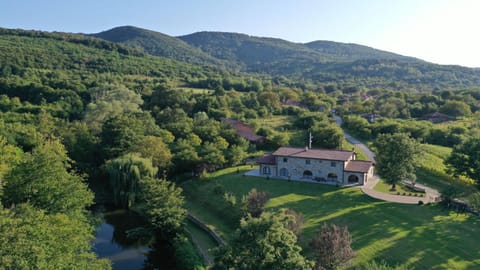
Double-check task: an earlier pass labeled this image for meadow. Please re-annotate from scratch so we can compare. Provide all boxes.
[183,166,480,269]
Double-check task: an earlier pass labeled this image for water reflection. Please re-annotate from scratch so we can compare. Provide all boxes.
[94,209,177,270]
[94,210,151,270]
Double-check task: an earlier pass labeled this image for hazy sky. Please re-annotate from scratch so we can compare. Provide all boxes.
[2,0,479,67]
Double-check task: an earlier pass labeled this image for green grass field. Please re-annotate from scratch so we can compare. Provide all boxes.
[183,166,480,269]
[373,179,425,197]
[185,219,218,263]
[416,144,475,198]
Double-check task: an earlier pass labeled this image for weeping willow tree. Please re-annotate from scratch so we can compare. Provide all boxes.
[106,153,157,208]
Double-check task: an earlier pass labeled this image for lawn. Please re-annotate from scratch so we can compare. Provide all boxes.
[373,179,425,197]
[416,144,475,198]
[185,219,218,264]
[182,166,480,269]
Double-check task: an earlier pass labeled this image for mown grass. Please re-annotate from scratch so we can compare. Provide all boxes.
[373,179,425,196]
[185,219,218,261]
[183,166,480,269]
[416,144,475,198]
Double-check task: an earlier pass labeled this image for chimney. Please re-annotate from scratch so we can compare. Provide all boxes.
[308,132,313,149]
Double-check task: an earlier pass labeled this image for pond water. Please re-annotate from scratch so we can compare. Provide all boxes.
[93,209,175,270]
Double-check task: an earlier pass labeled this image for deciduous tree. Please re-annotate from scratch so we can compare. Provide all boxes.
[373,133,419,190]
[0,204,111,269]
[244,188,269,218]
[310,223,356,270]
[446,137,480,185]
[139,177,186,238]
[3,140,93,217]
[213,211,313,270]
[106,153,157,208]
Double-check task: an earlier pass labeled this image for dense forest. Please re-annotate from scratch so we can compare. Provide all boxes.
[95,26,480,90]
[1,26,480,269]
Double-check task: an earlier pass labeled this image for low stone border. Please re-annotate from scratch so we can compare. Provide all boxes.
[185,227,213,265]
[187,213,226,246]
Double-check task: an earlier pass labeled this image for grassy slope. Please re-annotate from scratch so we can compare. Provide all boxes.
[183,166,480,269]
[416,144,475,197]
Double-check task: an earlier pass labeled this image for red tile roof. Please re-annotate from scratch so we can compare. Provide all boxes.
[345,160,373,173]
[222,118,266,143]
[272,147,354,161]
[257,154,276,165]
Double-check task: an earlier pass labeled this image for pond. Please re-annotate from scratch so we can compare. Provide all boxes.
[93,209,175,270]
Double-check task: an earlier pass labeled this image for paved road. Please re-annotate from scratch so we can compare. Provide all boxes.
[334,115,376,162]
[361,177,431,204]
[333,114,439,204]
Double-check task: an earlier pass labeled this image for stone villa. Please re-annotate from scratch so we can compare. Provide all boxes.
[258,146,374,185]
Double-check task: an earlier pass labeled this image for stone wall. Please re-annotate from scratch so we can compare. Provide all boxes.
[275,156,346,182]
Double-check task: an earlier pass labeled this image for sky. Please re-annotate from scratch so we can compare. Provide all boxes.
[2,0,480,67]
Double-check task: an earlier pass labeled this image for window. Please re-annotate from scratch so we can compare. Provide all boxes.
[283,157,288,163]
[305,159,311,165]
[331,161,336,167]
[262,166,271,175]
[279,168,289,177]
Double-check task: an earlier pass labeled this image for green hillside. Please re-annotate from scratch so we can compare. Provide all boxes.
[86,26,480,90]
[179,31,480,88]
[91,26,229,68]
[304,40,417,62]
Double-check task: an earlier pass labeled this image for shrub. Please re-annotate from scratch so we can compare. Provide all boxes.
[212,184,225,195]
[173,235,205,270]
[418,200,424,205]
[244,189,269,217]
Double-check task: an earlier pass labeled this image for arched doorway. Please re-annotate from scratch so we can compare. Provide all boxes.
[279,168,289,177]
[348,175,359,183]
[327,173,338,181]
[303,170,313,179]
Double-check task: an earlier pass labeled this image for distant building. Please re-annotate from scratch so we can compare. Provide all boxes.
[258,146,374,186]
[281,99,306,109]
[361,113,381,123]
[222,118,266,144]
[423,112,453,123]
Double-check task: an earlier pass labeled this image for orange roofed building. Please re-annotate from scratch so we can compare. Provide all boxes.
[258,146,374,186]
[222,118,266,143]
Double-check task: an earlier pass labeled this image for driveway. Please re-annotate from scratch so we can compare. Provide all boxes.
[333,114,439,204]
[334,115,376,162]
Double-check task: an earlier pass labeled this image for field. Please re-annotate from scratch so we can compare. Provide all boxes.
[182,166,480,269]
[373,179,425,196]
[415,144,475,198]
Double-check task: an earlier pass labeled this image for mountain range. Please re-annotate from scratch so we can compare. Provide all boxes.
[91,26,480,89]
[92,26,417,70]
[1,25,479,91]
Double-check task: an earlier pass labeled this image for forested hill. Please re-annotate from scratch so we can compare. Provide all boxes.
[91,26,230,68]
[90,26,480,89]
[178,31,416,64]
[304,40,418,63]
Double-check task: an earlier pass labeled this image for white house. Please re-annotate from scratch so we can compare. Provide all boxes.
[258,146,374,185]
